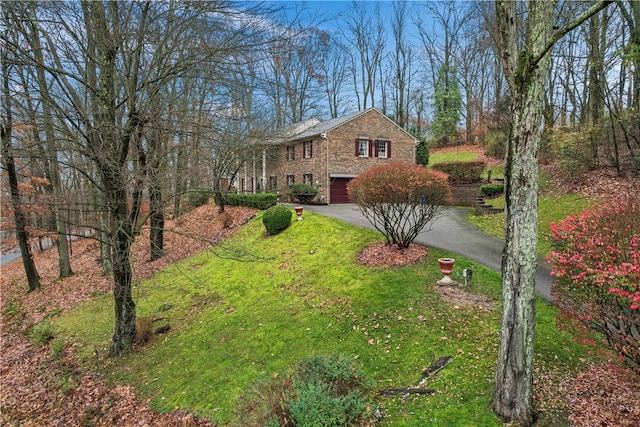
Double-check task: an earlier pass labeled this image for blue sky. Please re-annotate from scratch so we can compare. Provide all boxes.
[267,0,429,43]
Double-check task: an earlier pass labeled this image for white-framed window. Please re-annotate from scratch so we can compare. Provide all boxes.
[287,174,295,186]
[303,173,313,185]
[303,140,313,158]
[357,137,369,157]
[287,145,295,161]
[376,139,388,158]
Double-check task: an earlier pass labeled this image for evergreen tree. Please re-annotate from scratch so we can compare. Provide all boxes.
[431,63,461,144]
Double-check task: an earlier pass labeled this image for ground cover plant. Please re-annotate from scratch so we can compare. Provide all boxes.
[47,209,613,426]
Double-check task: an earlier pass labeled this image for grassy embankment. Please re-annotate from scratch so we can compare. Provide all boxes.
[54,208,603,426]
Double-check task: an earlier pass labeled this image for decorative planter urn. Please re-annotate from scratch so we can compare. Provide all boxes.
[294,206,304,220]
[437,258,457,285]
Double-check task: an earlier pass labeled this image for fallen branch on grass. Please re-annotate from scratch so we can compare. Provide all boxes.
[378,355,453,397]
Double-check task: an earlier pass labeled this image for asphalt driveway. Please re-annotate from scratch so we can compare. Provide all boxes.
[293,203,553,302]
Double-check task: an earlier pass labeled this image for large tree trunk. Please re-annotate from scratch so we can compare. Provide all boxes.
[492,1,555,425]
[493,84,545,426]
[493,2,554,424]
[86,0,137,356]
[107,184,136,356]
[2,145,42,292]
[492,1,611,425]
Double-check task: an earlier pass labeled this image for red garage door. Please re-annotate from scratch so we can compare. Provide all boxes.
[330,177,352,204]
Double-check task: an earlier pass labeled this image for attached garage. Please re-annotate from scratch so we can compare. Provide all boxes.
[329,176,353,204]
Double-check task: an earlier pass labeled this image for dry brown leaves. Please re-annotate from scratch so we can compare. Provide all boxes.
[433,285,495,311]
[569,363,640,426]
[1,204,256,426]
[538,162,640,202]
[356,242,427,267]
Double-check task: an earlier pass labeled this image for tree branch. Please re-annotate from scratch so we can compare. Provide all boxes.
[530,1,613,71]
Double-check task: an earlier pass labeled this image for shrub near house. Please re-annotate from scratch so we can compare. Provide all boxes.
[289,183,318,204]
[348,162,452,249]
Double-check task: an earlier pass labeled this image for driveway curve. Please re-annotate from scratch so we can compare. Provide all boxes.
[293,204,553,303]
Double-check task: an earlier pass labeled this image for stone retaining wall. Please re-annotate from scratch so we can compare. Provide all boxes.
[450,183,483,206]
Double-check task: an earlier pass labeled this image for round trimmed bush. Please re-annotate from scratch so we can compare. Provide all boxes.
[262,205,293,235]
[480,183,505,198]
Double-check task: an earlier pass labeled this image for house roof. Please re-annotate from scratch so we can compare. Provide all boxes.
[291,109,369,140]
[285,108,418,143]
[261,117,322,145]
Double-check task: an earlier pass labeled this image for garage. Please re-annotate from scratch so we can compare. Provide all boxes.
[329,177,353,204]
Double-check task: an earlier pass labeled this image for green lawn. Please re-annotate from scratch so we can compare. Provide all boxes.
[429,150,479,165]
[468,192,597,255]
[428,148,503,181]
[53,210,604,426]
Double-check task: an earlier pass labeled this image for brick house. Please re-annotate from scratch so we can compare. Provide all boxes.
[241,108,417,204]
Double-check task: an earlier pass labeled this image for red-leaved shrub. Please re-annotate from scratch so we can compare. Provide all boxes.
[547,196,640,372]
[347,162,452,249]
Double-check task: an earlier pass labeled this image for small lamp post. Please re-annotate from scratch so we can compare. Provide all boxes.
[463,268,473,286]
[437,258,457,285]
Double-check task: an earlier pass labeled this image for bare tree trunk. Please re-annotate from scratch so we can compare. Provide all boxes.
[148,107,165,261]
[1,55,41,292]
[2,142,41,292]
[492,1,611,425]
[106,182,136,356]
[98,192,112,276]
[28,7,73,277]
[85,0,137,356]
[492,4,550,423]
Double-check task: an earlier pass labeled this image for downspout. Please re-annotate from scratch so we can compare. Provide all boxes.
[322,132,328,204]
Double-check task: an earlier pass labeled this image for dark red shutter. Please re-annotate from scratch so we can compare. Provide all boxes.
[355,138,359,156]
[387,141,391,158]
[368,139,373,157]
[309,141,313,158]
